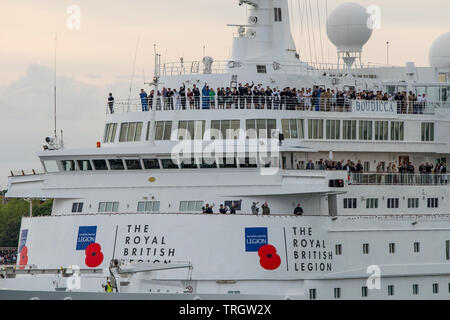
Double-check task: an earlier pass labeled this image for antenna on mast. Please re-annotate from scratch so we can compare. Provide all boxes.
[54,33,58,138]
[127,37,141,112]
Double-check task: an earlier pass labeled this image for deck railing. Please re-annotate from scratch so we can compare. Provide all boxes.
[9,169,44,177]
[107,96,438,115]
[349,173,449,186]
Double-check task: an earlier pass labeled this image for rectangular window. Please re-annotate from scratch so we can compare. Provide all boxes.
[104,123,117,143]
[43,160,59,173]
[256,65,267,74]
[119,122,143,142]
[391,121,404,141]
[334,288,341,299]
[412,284,419,295]
[408,198,419,209]
[342,120,357,140]
[326,120,340,140]
[363,243,370,255]
[366,198,379,209]
[363,243,369,254]
[71,202,83,213]
[282,119,305,139]
[93,159,108,171]
[142,159,160,170]
[152,121,173,141]
[77,160,92,171]
[375,121,389,141]
[161,159,179,169]
[274,8,282,22]
[178,120,206,140]
[308,119,324,140]
[433,283,439,294]
[219,157,238,169]
[421,123,435,142]
[98,202,119,213]
[211,120,240,140]
[179,201,204,212]
[335,244,342,255]
[414,242,420,253]
[389,243,396,254]
[446,240,450,260]
[125,159,142,170]
[137,201,161,213]
[180,158,198,169]
[427,198,439,208]
[388,285,394,296]
[359,121,373,141]
[246,119,277,139]
[62,160,76,172]
[108,159,125,170]
[309,289,316,300]
[362,286,368,297]
[343,198,357,209]
[387,198,399,209]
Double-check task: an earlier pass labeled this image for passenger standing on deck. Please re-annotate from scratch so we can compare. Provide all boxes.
[140,89,148,111]
[262,202,270,215]
[108,93,114,114]
[202,84,210,109]
[193,84,200,109]
[219,204,227,214]
[294,203,304,216]
[251,202,259,215]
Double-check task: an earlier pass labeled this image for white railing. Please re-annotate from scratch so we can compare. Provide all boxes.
[107,96,436,115]
[349,173,449,186]
[9,169,45,177]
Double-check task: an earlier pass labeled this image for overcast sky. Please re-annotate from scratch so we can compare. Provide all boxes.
[0,0,449,188]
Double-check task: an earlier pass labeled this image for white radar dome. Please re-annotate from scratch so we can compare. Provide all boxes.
[326,2,373,52]
[429,32,450,69]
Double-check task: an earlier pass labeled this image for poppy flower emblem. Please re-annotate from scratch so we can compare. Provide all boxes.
[19,246,28,269]
[258,244,281,270]
[85,243,104,268]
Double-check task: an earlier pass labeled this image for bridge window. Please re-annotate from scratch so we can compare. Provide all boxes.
[43,160,59,173]
[421,123,435,142]
[108,159,125,170]
[326,120,340,140]
[375,121,389,141]
[211,120,240,140]
[62,160,76,171]
[142,159,160,170]
[274,8,282,22]
[308,119,324,140]
[119,122,143,142]
[125,159,142,170]
[77,160,92,171]
[359,121,373,141]
[104,123,117,143]
[93,159,108,171]
[342,120,357,140]
[137,201,160,213]
[391,122,404,141]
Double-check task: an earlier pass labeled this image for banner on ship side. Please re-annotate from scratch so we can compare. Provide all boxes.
[352,100,398,117]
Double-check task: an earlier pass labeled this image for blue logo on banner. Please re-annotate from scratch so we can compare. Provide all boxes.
[76,226,97,250]
[19,229,28,252]
[245,228,268,252]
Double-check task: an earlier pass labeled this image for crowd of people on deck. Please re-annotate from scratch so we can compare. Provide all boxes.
[201,201,304,216]
[107,83,429,114]
[0,249,17,265]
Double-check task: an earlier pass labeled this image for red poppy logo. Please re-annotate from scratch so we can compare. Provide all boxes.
[85,243,104,268]
[258,244,281,270]
[19,246,28,269]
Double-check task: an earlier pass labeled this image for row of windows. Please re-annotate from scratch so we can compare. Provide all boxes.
[335,240,450,256]
[104,120,434,143]
[310,283,450,299]
[343,198,440,209]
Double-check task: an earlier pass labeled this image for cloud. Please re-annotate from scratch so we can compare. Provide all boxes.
[0,65,116,188]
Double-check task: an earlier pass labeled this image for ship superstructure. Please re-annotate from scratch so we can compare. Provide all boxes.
[1,0,450,300]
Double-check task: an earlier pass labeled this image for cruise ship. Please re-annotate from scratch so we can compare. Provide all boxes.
[1,0,450,300]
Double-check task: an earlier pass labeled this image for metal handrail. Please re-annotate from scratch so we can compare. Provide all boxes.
[9,169,45,177]
[349,173,449,186]
[107,96,439,115]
